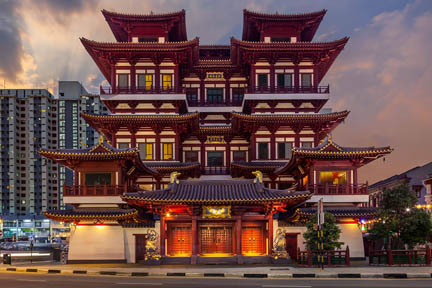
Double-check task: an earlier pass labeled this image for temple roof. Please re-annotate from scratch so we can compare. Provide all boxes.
[232,37,349,50]
[39,139,139,161]
[44,208,138,222]
[231,161,286,178]
[242,9,327,42]
[275,137,393,176]
[123,179,310,205]
[298,207,377,218]
[101,9,187,42]
[147,161,201,178]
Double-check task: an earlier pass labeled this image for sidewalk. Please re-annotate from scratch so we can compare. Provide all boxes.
[1,262,432,279]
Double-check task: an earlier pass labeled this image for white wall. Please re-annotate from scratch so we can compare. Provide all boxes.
[68,225,125,261]
[338,223,365,258]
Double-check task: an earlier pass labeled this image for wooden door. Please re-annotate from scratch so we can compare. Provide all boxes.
[200,226,233,255]
[168,225,192,256]
[285,233,299,261]
[242,226,264,256]
[135,234,146,263]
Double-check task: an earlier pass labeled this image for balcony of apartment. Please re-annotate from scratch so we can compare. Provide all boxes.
[308,183,368,195]
[63,184,129,197]
[100,86,184,95]
[248,85,330,94]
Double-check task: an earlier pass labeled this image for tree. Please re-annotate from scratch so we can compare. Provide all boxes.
[303,212,343,250]
[369,184,432,249]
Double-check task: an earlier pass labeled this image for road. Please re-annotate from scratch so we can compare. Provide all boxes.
[0,273,431,288]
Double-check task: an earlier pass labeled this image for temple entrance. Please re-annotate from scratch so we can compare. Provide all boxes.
[134,234,146,263]
[199,225,233,256]
[242,224,265,256]
[167,224,192,256]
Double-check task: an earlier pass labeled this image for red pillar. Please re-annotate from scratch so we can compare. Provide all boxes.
[270,63,275,92]
[294,62,299,92]
[110,64,116,92]
[353,167,358,193]
[160,215,166,257]
[130,65,136,93]
[250,134,256,160]
[294,132,300,148]
[268,213,274,255]
[225,141,231,170]
[270,132,276,160]
[155,131,161,160]
[191,216,197,264]
[131,131,136,148]
[155,64,160,92]
[174,64,179,93]
[250,65,256,92]
[225,79,230,105]
[200,79,205,105]
[236,216,243,264]
[200,140,206,171]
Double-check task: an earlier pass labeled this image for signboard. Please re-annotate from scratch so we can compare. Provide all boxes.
[206,72,224,79]
[206,136,225,144]
[202,206,231,219]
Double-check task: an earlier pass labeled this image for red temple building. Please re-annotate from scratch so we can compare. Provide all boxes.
[40,9,392,264]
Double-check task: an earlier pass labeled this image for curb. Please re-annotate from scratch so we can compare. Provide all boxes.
[1,267,431,279]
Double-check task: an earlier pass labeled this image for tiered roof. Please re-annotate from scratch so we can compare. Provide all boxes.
[102,9,187,42]
[298,207,377,219]
[242,9,327,42]
[123,179,310,205]
[44,208,138,222]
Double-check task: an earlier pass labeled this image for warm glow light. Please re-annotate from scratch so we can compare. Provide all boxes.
[166,213,170,217]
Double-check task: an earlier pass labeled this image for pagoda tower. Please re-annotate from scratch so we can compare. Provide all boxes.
[40,9,392,264]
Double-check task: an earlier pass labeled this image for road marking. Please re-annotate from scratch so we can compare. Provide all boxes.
[262,286,312,288]
[17,279,47,282]
[116,283,162,286]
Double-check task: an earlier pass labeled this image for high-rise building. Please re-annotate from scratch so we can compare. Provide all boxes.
[58,81,108,193]
[0,89,59,216]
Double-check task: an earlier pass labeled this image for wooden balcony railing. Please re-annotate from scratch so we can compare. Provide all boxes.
[202,166,229,175]
[187,99,243,107]
[100,85,184,95]
[308,183,368,195]
[249,85,330,94]
[63,184,128,196]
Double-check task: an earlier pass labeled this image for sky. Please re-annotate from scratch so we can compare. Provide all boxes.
[0,0,431,184]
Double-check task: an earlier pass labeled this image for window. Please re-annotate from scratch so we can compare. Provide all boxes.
[186,89,198,104]
[138,143,153,160]
[278,142,293,159]
[163,143,173,160]
[301,142,313,148]
[118,74,129,88]
[412,185,423,198]
[258,143,269,159]
[85,173,111,185]
[207,88,223,103]
[277,74,293,88]
[232,88,244,104]
[138,37,158,43]
[118,143,129,149]
[137,74,153,90]
[301,73,312,87]
[162,74,172,90]
[207,151,224,167]
[320,171,346,185]
[233,151,246,162]
[185,151,198,162]
[271,37,291,42]
[257,74,268,88]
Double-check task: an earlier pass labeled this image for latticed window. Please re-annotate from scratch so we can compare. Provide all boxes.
[278,142,293,159]
[137,74,153,90]
[257,74,268,87]
[258,142,269,159]
[162,74,172,90]
[163,143,173,160]
[185,151,198,162]
[233,151,246,162]
[186,88,198,103]
[232,88,244,104]
[118,143,129,149]
[301,141,313,148]
[118,74,128,88]
[277,74,293,88]
[138,143,153,160]
[301,73,312,87]
[207,88,223,103]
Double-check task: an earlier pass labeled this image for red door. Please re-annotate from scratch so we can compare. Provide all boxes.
[285,233,299,261]
[135,234,146,263]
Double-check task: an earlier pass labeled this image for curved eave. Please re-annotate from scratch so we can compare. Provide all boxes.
[44,209,138,222]
[298,208,377,218]
[232,37,349,51]
[292,149,393,159]
[38,149,139,162]
[232,110,350,123]
[243,9,327,21]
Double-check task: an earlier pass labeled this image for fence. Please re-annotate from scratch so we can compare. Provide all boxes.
[369,247,431,266]
[297,246,350,266]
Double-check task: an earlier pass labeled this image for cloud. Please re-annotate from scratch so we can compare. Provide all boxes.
[325,3,432,184]
[0,0,24,84]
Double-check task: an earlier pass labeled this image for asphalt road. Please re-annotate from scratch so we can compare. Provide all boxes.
[0,273,431,288]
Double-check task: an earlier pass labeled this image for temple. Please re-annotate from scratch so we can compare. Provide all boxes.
[40,9,392,264]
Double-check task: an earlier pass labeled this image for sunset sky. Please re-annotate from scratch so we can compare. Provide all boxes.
[1,0,431,184]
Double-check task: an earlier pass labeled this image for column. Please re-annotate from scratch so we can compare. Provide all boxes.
[155,130,161,160]
[191,216,198,264]
[294,132,300,148]
[353,167,358,194]
[200,139,206,171]
[160,215,166,257]
[200,78,205,105]
[250,65,256,92]
[174,64,179,93]
[225,137,231,171]
[270,62,275,92]
[236,216,243,264]
[294,61,299,92]
[110,64,116,92]
[268,213,274,255]
[130,130,136,148]
[250,134,256,160]
[270,132,276,160]
[155,64,161,92]
[111,133,117,148]
[130,65,136,93]
[175,133,180,161]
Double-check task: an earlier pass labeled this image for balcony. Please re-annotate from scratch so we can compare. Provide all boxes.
[202,166,230,175]
[63,184,128,196]
[100,86,184,95]
[187,99,243,107]
[248,85,330,94]
[308,183,368,195]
